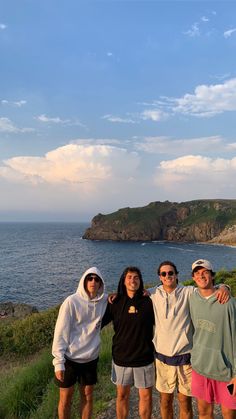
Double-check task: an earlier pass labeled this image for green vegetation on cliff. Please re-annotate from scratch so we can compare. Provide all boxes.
[83,199,236,244]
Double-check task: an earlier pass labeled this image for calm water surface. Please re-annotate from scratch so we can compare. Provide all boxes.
[0,222,235,309]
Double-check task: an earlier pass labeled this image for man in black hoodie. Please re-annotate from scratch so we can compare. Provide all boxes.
[102,266,155,419]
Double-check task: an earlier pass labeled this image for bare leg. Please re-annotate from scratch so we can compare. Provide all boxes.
[139,387,152,419]
[79,384,94,419]
[58,386,74,419]
[197,399,214,419]
[177,393,193,419]
[116,385,131,419]
[160,392,174,419]
[221,404,236,419]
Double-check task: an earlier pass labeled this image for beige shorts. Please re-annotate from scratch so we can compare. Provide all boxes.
[155,359,192,396]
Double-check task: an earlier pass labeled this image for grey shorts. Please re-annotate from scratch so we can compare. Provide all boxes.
[111,360,155,389]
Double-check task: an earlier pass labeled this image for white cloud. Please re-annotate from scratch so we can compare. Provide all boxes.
[102,114,136,124]
[227,142,236,150]
[0,23,7,30]
[138,78,236,120]
[73,138,121,146]
[224,28,236,39]
[0,144,144,218]
[1,99,27,107]
[36,114,70,124]
[201,16,209,22]
[211,73,231,81]
[136,135,225,154]
[14,100,27,107]
[183,22,200,37]
[172,78,236,117]
[36,114,85,127]
[107,52,113,57]
[140,109,168,122]
[0,144,140,185]
[154,155,236,200]
[0,117,34,133]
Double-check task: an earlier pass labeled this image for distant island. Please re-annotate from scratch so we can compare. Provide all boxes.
[83,199,236,245]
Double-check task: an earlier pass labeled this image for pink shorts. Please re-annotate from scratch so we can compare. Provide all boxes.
[192,369,236,410]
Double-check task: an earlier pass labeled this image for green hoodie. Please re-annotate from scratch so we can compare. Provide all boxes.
[190,292,236,382]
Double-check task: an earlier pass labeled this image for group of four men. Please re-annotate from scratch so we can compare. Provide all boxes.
[52,259,236,419]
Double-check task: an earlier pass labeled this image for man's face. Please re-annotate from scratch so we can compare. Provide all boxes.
[192,267,213,289]
[159,264,177,289]
[124,271,140,293]
[85,274,101,297]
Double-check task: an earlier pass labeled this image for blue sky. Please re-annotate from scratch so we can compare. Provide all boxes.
[1,1,236,221]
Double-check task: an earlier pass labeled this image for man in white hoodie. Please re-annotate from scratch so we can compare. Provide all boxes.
[52,267,107,419]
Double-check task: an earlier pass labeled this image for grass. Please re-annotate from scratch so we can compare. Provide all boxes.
[0,349,54,418]
[0,326,115,419]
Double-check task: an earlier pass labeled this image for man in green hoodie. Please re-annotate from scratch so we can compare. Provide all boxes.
[190,259,236,418]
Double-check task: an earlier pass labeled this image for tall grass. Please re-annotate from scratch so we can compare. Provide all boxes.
[0,326,115,418]
[0,349,53,418]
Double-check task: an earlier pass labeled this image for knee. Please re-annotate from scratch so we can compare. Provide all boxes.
[59,396,73,410]
[178,395,192,412]
[140,392,152,404]
[59,388,74,409]
[197,400,213,417]
[80,386,94,403]
[160,393,173,409]
[117,390,130,403]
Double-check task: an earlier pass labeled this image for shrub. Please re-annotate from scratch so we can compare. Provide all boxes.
[0,306,59,356]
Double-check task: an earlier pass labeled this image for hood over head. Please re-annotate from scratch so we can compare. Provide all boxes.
[77,266,105,300]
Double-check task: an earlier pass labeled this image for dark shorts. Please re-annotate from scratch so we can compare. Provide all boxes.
[55,358,98,388]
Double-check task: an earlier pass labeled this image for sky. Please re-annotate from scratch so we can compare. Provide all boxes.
[1,0,236,221]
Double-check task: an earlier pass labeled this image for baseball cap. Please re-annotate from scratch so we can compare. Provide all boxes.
[192,259,213,273]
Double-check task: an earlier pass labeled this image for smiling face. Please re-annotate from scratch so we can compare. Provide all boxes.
[192,267,214,292]
[124,270,141,297]
[159,264,178,291]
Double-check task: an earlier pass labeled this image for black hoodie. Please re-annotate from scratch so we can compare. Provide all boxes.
[102,275,155,367]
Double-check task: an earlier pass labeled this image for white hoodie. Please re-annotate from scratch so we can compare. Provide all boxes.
[52,267,108,372]
[149,284,195,357]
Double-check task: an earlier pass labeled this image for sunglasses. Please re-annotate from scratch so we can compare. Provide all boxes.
[160,271,175,277]
[87,275,100,283]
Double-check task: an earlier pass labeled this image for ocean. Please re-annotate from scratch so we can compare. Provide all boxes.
[0,222,235,310]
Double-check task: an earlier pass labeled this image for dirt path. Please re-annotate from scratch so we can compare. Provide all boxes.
[97,387,223,418]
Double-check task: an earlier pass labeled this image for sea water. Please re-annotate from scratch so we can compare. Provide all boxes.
[0,222,235,309]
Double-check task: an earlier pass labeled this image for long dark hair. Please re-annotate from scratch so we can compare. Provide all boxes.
[117,266,144,297]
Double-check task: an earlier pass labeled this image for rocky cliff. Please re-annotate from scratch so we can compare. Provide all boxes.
[83,199,236,244]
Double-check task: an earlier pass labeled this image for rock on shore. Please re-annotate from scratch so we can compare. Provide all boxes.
[0,302,38,319]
